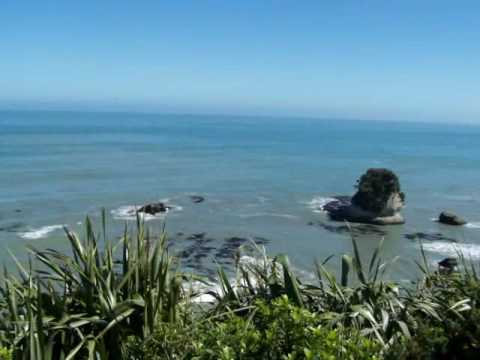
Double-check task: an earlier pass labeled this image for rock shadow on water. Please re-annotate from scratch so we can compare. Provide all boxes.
[404,232,457,243]
[309,221,388,237]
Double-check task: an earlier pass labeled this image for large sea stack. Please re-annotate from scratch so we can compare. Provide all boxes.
[324,168,405,225]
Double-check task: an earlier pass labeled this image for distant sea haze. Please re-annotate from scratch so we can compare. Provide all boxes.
[1,110,479,279]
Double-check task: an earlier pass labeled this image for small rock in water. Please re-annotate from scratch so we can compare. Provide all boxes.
[438,257,458,272]
[438,211,466,226]
[190,195,205,204]
[187,232,206,240]
[137,202,171,215]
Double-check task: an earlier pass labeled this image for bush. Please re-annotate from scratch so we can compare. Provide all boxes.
[142,295,382,359]
[352,168,404,213]
[386,269,480,360]
[0,347,12,360]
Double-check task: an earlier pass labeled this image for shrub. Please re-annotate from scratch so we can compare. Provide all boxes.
[352,168,404,213]
[0,348,12,360]
[142,295,382,359]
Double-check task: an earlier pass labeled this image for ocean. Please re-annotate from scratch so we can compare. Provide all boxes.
[1,110,479,280]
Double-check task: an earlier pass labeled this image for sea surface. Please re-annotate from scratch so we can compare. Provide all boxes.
[1,110,479,281]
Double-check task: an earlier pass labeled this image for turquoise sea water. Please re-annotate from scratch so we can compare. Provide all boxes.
[1,110,479,279]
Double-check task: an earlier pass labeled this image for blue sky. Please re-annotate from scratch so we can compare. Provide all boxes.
[1,1,479,122]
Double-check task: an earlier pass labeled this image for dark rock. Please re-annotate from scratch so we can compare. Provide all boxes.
[438,257,458,273]
[187,233,206,240]
[253,236,270,245]
[438,211,466,226]
[404,232,457,242]
[322,196,352,214]
[438,257,458,269]
[137,202,171,215]
[190,195,205,204]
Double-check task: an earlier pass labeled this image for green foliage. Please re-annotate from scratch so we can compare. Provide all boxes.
[143,295,381,359]
[352,168,404,213]
[0,347,12,360]
[387,265,480,359]
[0,211,186,359]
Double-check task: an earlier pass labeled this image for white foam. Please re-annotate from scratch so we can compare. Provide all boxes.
[111,203,182,221]
[305,196,337,213]
[421,242,480,259]
[189,255,315,303]
[19,225,65,240]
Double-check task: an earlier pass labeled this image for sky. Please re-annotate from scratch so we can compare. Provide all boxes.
[1,0,479,123]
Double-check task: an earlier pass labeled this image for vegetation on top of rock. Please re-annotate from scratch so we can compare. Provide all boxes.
[352,168,405,213]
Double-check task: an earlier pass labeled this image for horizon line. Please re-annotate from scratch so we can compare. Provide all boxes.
[0,105,479,127]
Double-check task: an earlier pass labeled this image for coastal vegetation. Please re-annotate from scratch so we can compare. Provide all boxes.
[0,214,479,359]
[352,168,405,214]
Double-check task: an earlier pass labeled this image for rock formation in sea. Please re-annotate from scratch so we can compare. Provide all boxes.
[323,168,405,225]
[137,202,171,215]
[438,211,466,226]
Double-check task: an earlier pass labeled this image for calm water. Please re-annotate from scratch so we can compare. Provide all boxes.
[1,110,479,279]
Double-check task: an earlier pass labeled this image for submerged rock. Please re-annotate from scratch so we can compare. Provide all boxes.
[404,232,457,242]
[215,236,270,262]
[438,211,466,226]
[190,195,205,204]
[137,202,171,215]
[323,169,405,225]
[314,221,387,237]
[187,232,206,240]
[0,222,26,233]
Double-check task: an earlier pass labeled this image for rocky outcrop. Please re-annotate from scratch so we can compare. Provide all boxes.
[137,202,171,215]
[438,257,458,273]
[438,211,466,226]
[323,169,405,225]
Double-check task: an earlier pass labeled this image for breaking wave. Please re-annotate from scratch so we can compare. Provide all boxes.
[19,225,65,240]
[305,196,337,213]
